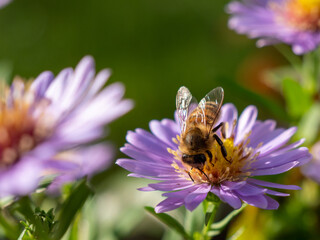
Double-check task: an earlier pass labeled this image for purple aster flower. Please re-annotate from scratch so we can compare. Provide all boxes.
[301,141,320,183]
[117,97,310,213]
[227,0,320,55]
[0,56,133,197]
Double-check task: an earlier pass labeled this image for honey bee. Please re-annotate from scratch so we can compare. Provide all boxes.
[176,86,230,180]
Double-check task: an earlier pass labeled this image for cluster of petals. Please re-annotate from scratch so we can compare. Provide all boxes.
[227,0,320,55]
[117,104,311,212]
[0,56,133,197]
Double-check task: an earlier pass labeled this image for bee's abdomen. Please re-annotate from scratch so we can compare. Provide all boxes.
[187,101,219,126]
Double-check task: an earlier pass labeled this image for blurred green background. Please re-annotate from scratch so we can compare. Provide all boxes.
[0,1,298,239]
[0,0,288,149]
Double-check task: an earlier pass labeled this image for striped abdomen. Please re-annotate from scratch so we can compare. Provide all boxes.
[186,101,220,130]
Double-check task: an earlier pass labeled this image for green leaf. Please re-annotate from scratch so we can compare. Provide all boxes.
[0,210,20,240]
[282,78,312,119]
[51,180,93,240]
[201,198,221,239]
[227,226,246,240]
[162,228,184,240]
[17,229,27,240]
[16,197,55,240]
[204,203,215,226]
[185,204,203,235]
[295,103,320,145]
[145,206,191,240]
[210,203,247,231]
[67,213,80,240]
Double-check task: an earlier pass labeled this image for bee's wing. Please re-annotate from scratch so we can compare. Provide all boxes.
[176,86,198,133]
[198,87,224,133]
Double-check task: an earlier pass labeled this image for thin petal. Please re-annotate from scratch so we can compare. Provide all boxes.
[155,198,185,213]
[246,178,301,190]
[237,194,268,209]
[249,162,299,176]
[219,103,238,138]
[255,127,297,157]
[235,105,257,145]
[30,71,54,99]
[234,183,266,196]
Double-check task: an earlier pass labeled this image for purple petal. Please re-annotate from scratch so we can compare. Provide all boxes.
[149,120,178,148]
[116,159,177,177]
[234,183,266,196]
[30,71,54,99]
[271,139,305,156]
[235,105,257,145]
[249,161,299,176]
[251,147,311,169]
[255,127,297,157]
[265,189,289,197]
[219,103,238,138]
[155,198,185,213]
[211,187,241,209]
[45,68,73,106]
[126,129,173,159]
[148,180,194,191]
[84,69,111,100]
[265,195,279,210]
[248,120,276,148]
[62,82,133,128]
[121,144,174,164]
[220,181,246,190]
[59,56,95,111]
[0,157,43,197]
[236,193,268,209]
[184,184,211,211]
[138,186,155,191]
[128,173,183,181]
[247,178,301,190]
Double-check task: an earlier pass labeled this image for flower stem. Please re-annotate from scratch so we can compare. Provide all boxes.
[202,197,221,240]
[274,45,302,73]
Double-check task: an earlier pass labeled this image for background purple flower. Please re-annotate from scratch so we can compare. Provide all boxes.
[227,0,320,55]
[301,141,320,183]
[0,56,133,197]
[117,103,311,212]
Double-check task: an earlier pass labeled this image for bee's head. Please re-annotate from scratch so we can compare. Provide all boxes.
[183,127,207,151]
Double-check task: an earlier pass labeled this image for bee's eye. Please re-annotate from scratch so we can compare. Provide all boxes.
[194,154,206,164]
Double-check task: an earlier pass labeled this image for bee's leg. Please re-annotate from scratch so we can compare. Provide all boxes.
[196,167,209,181]
[213,134,231,163]
[212,122,224,133]
[186,168,195,182]
[186,170,195,182]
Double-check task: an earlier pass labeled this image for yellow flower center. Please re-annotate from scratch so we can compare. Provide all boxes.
[168,126,260,185]
[273,0,320,31]
[0,79,54,168]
